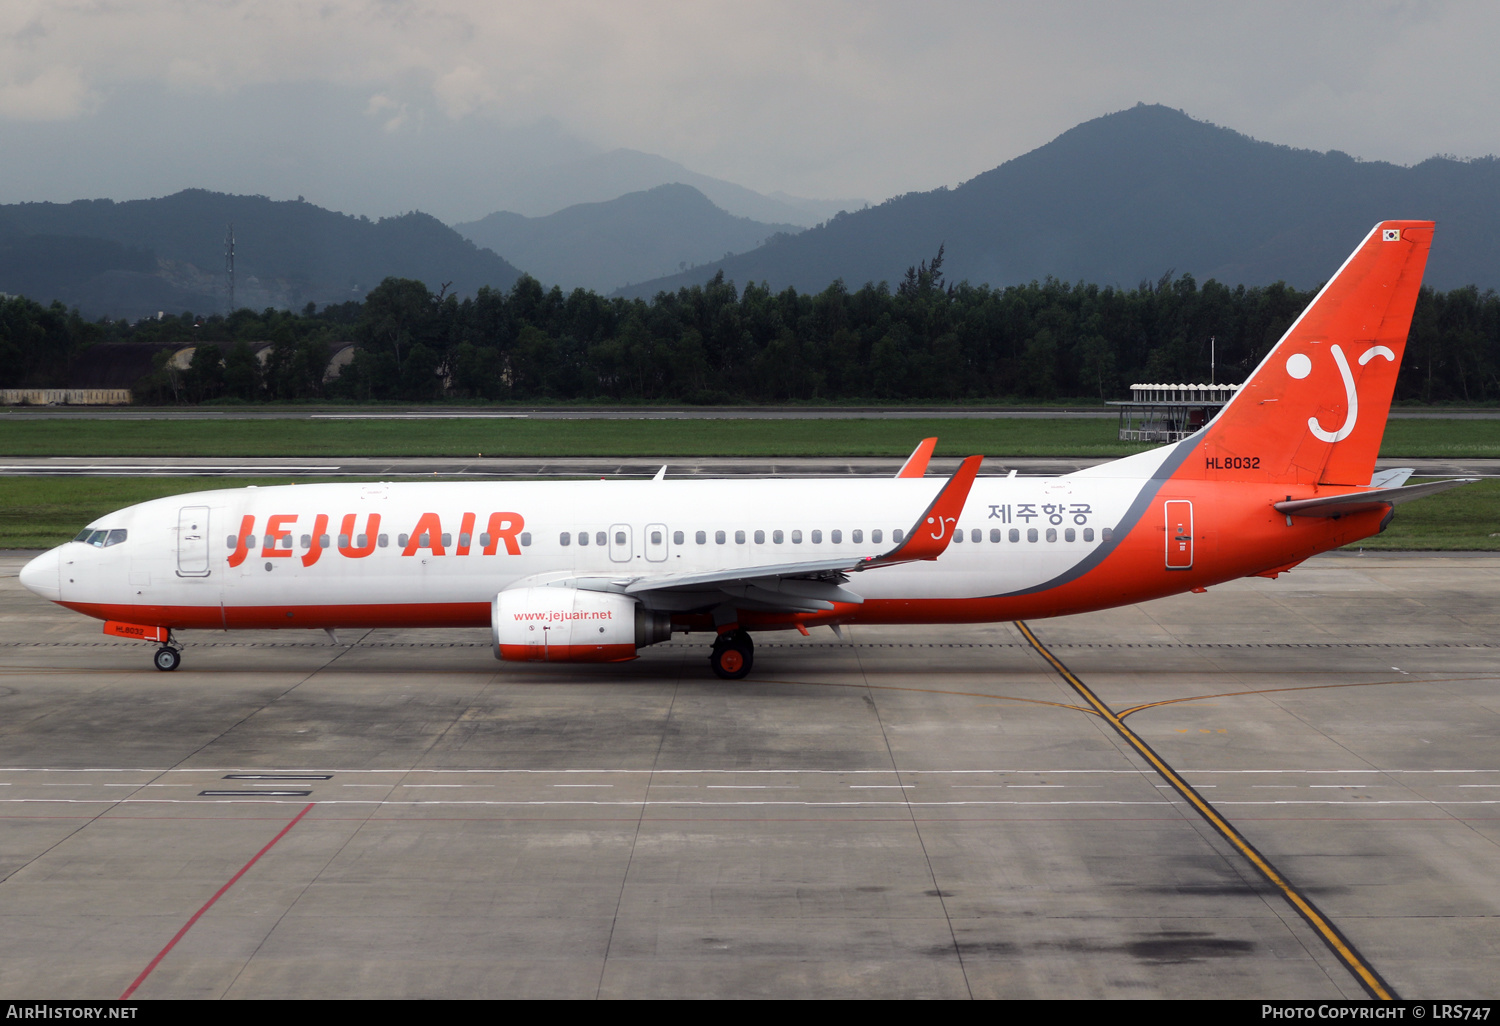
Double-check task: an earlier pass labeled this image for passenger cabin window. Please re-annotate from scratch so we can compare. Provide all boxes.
[1083,528,1094,542]
[953,529,963,543]
[990,529,1001,542]
[520,533,532,547]
[398,534,409,547]
[378,534,389,547]
[1046,528,1057,542]
[695,531,706,544]
[614,531,626,546]
[1102,527,1113,542]
[754,530,765,544]
[735,530,746,544]
[716,531,726,545]
[772,530,784,544]
[578,532,589,546]
[811,530,822,544]
[650,530,663,545]
[676,531,687,545]
[893,529,903,543]
[1009,529,1019,543]
[560,532,571,546]
[338,534,351,549]
[596,532,607,546]
[790,530,802,544]
[441,533,452,547]
[831,530,842,544]
[1065,528,1075,542]
[852,529,863,544]
[1027,528,1039,542]
[321,534,332,548]
[971,529,981,543]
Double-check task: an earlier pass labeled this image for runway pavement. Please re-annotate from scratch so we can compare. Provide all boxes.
[1,551,1498,998]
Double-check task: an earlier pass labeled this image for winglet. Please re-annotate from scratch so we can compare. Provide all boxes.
[862,454,983,567]
[896,437,938,478]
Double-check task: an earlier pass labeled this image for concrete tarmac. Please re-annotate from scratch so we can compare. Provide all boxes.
[1,551,1498,999]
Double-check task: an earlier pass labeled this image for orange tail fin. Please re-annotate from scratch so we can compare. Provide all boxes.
[1186,221,1433,486]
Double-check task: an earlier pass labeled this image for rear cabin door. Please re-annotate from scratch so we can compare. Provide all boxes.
[1164,500,1193,570]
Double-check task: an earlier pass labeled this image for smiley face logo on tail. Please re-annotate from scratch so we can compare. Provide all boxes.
[1285,344,1398,443]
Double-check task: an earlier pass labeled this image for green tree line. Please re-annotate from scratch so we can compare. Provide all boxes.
[4,255,1499,403]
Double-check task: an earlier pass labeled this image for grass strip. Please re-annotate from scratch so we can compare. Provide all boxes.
[0,417,1151,457]
[2,416,1498,458]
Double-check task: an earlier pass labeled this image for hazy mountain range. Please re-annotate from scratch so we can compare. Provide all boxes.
[617,104,1500,298]
[454,184,801,293]
[484,148,864,228]
[3,104,1497,321]
[0,190,520,320]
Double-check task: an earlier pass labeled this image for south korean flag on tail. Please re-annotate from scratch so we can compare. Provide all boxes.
[1383,228,1402,241]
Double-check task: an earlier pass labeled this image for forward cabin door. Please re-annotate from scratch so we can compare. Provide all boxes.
[1164,500,1193,570]
[177,506,211,578]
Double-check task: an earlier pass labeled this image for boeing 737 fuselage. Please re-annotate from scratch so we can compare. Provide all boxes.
[19,221,1470,678]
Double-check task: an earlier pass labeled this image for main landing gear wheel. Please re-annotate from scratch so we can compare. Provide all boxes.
[153,646,180,672]
[709,630,753,680]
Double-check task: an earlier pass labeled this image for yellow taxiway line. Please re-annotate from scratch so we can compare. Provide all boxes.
[1014,619,1398,1001]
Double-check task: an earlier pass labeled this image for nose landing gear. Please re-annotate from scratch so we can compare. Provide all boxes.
[709,629,753,680]
[153,646,181,672]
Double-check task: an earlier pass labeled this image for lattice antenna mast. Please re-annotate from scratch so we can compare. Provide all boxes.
[225,224,236,314]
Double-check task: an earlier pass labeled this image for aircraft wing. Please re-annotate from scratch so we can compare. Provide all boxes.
[551,455,985,614]
[1274,478,1477,517]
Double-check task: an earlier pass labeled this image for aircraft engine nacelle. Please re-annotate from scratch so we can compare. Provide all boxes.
[492,587,672,663]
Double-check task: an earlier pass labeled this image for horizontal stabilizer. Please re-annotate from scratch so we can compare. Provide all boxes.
[1274,478,1477,518]
[1368,468,1415,489]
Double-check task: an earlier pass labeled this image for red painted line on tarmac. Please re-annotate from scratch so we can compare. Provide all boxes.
[119,802,314,1000]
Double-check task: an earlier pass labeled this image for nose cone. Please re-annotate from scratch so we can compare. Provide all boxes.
[19,547,62,602]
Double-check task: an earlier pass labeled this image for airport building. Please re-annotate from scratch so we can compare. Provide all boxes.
[1109,382,1239,442]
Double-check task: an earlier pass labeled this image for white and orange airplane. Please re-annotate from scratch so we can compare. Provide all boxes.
[20,221,1472,678]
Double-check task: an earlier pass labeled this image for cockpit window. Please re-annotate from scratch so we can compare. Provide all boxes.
[74,528,127,547]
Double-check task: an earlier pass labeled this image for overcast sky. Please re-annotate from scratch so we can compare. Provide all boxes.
[1,1,1496,222]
